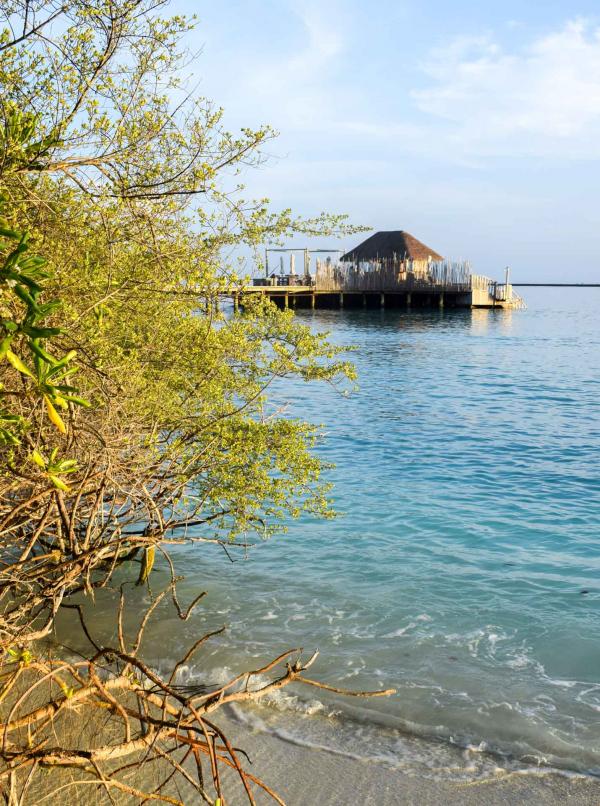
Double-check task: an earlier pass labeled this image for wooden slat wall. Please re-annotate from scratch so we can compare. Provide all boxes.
[314,258,487,293]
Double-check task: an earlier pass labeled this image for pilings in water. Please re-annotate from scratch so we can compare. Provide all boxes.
[235,285,525,311]
[248,290,472,310]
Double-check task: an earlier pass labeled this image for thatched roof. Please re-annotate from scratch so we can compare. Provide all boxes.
[341,231,443,262]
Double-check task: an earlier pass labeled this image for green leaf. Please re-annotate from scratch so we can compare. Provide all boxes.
[0,226,22,240]
[61,394,90,407]
[28,340,57,364]
[24,326,61,340]
[50,350,77,372]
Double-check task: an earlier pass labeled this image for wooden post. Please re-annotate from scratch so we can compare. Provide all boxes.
[406,292,412,307]
[311,293,316,310]
[233,293,239,312]
[380,292,385,308]
[291,294,296,309]
[339,292,344,309]
[284,292,289,309]
[439,292,444,309]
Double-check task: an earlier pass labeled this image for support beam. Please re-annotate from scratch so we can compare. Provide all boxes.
[339,292,344,309]
[438,292,444,309]
[311,293,315,310]
[380,292,385,308]
[406,292,412,307]
[284,292,289,309]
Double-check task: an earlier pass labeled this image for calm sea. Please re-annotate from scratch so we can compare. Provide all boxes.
[76,288,600,779]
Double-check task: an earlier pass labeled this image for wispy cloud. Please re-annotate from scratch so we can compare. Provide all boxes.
[411,19,600,158]
[189,4,600,276]
[236,15,600,163]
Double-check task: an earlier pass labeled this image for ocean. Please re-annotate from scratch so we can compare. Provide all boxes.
[74,288,600,781]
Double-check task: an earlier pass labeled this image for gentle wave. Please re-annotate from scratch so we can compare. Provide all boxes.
[63,289,600,780]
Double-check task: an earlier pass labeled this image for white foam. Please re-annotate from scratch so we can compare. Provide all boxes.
[382,622,417,638]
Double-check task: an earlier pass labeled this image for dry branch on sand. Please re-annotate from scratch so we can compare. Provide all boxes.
[0,582,394,805]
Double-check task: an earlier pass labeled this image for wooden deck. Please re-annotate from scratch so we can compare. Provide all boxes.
[235,257,526,310]
[238,285,524,310]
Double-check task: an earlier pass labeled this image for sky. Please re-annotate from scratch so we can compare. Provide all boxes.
[173,0,600,281]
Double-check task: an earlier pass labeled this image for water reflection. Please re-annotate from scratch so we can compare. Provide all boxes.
[295,306,497,336]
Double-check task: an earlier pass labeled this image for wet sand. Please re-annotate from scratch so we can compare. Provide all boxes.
[218,711,600,805]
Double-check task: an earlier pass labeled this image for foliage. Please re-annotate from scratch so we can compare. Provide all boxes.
[0,2,383,803]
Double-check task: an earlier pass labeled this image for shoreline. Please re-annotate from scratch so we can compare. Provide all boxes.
[218,707,600,805]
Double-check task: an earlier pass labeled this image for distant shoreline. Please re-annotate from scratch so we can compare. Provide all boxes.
[512,283,600,287]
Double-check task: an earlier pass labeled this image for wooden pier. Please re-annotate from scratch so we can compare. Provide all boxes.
[242,258,526,311]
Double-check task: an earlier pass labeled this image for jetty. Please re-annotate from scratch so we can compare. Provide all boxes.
[242,231,526,310]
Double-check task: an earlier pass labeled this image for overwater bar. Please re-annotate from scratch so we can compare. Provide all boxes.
[241,230,526,310]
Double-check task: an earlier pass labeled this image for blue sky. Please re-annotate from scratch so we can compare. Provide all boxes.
[174,1,600,280]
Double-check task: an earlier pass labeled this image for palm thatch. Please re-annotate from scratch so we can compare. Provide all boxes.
[341,231,443,262]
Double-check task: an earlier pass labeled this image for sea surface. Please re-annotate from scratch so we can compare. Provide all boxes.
[72,288,600,780]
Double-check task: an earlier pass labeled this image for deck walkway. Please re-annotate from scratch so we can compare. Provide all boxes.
[240,259,526,310]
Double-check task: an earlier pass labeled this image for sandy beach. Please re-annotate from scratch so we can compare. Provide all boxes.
[217,710,600,805]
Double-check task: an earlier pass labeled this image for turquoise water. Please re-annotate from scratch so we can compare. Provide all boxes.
[97,289,600,777]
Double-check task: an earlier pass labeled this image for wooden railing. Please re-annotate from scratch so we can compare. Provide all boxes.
[314,258,474,293]
[471,273,493,291]
[252,274,313,287]
[489,282,527,310]
[249,260,526,308]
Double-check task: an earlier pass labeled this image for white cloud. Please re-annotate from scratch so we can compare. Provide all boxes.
[242,15,600,163]
[197,11,600,181]
[411,19,600,158]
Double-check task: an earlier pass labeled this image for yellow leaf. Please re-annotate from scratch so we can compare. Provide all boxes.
[48,474,69,492]
[5,350,34,379]
[136,545,155,586]
[30,449,46,468]
[44,396,66,434]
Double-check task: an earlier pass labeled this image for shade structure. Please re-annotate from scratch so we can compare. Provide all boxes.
[341,231,443,262]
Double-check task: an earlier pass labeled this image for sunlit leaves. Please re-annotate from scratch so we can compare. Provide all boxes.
[0,1,357,546]
[29,446,79,491]
[0,186,88,440]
